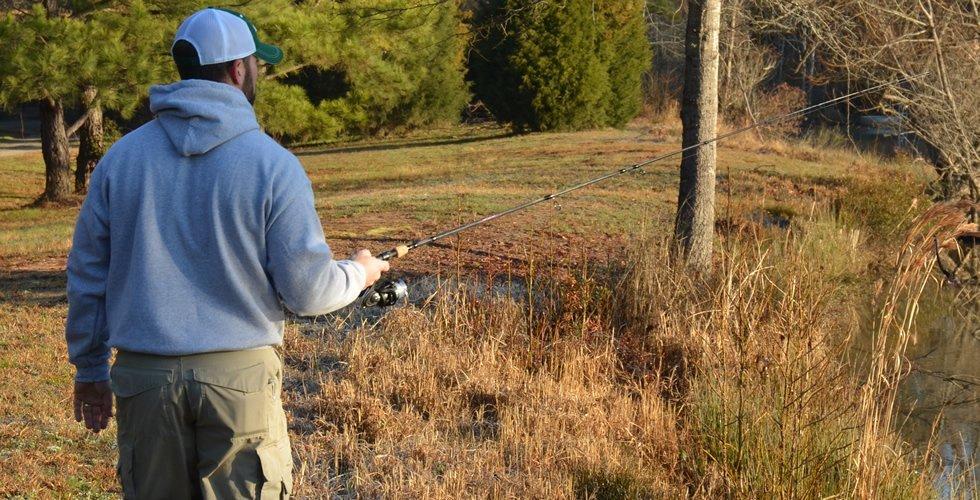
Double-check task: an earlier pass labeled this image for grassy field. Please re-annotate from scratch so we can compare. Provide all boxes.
[0,121,950,497]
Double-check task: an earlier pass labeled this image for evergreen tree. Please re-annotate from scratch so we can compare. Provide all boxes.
[596,0,651,127]
[72,3,173,192]
[469,0,650,132]
[510,0,609,131]
[250,0,470,143]
[0,1,172,201]
[2,0,470,197]
[0,4,82,203]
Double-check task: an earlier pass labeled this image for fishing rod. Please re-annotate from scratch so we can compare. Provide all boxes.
[361,75,921,307]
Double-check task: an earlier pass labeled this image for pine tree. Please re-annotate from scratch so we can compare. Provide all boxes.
[72,2,172,192]
[0,1,172,201]
[0,4,79,203]
[469,0,650,132]
[509,0,609,131]
[596,0,651,127]
[250,0,470,143]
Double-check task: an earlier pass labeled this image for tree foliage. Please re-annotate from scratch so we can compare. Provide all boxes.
[469,0,650,132]
[0,1,171,117]
[2,0,470,146]
[0,1,174,201]
[0,4,81,109]
[596,0,651,127]
[248,0,471,143]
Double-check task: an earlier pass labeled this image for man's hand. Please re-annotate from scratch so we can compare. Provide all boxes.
[74,381,113,433]
[352,249,390,288]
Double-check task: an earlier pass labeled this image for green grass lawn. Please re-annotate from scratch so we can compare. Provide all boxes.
[0,122,929,497]
[0,122,898,268]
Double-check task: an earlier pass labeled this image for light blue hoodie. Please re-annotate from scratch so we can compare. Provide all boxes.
[66,79,366,382]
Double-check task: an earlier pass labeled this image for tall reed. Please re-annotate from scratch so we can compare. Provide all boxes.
[284,211,945,498]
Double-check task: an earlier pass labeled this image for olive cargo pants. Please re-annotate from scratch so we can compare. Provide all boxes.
[110,348,292,499]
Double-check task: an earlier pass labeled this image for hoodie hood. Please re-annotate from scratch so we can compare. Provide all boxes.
[149,80,260,156]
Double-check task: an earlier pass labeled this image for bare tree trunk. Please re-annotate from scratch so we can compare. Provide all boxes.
[673,0,722,272]
[38,97,73,204]
[75,86,104,194]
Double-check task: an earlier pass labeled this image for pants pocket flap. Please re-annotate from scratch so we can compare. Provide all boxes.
[257,441,292,497]
[192,362,268,393]
[110,367,173,398]
[256,444,282,483]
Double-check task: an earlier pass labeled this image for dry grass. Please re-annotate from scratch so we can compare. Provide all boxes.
[273,208,945,497]
[277,261,676,496]
[0,270,118,496]
[1,123,962,497]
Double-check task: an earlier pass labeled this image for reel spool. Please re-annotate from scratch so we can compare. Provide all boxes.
[361,279,408,308]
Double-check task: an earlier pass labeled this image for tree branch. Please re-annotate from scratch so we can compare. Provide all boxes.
[264,63,313,81]
[65,107,94,138]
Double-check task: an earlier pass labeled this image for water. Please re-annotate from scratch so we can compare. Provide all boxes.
[897,285,979,496]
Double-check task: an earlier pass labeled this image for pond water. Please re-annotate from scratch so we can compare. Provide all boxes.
[897,285,979,496]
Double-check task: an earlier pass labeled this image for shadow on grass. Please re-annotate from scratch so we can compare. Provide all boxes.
[0,270,65,308]
[0,194,83,211]
[293,131,517,157]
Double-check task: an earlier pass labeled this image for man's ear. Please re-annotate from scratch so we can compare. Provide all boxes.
[228,58,246,87]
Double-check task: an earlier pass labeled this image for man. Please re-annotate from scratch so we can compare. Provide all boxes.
[65,7,389,498]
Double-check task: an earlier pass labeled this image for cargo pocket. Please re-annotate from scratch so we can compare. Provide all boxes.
[117,444,136,499]
[193,362,271,437]
[257,440,292,499]
[110,366,174,435]
[109,366,174,399]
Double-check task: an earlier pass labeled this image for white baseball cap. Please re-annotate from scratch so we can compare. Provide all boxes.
[172,7,282,66]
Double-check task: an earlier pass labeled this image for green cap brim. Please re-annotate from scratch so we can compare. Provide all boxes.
[255,41,283,64]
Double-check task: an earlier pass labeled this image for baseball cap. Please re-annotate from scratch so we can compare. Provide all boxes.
[172,7,283,66]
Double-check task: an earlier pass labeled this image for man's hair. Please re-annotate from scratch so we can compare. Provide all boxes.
[172,40,237,82]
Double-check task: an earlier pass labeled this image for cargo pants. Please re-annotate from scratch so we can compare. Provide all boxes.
[110,347,292,499]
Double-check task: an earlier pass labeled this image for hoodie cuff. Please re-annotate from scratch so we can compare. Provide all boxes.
[345,260,368,291]
[74,363,111,383]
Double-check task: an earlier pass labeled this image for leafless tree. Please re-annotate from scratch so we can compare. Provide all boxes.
[751,0,979,204]
[717,0,779,126]
[646,1,787,131]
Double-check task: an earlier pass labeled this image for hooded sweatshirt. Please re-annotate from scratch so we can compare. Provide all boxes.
[66,79,366,382]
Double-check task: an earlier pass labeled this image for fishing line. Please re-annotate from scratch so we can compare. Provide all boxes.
[361,75,922,307]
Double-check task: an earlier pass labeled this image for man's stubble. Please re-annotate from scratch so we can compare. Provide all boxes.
[243,62,257,104]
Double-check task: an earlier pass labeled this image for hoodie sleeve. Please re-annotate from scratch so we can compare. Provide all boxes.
[265,158,367,316]
[66,162,112,382]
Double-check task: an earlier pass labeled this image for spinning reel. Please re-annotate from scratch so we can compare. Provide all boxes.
[361,278,409,308]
